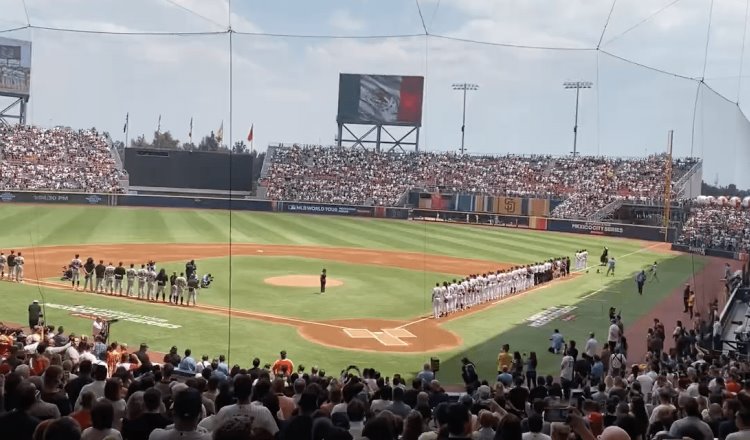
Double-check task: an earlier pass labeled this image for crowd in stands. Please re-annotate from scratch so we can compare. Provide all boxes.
[0,125,126,193]
[676,205,750,253]
[262,145,698,219]
[0,268,746,440]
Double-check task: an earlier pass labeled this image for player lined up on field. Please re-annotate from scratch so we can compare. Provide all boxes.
[431,253,583,319]
[63,254,210,307]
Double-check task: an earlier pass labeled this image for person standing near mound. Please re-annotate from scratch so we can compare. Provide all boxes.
[320,268,327,294]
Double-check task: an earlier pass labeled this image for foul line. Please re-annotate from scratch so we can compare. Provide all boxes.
[399,242,667,329]
[23,278,349,331]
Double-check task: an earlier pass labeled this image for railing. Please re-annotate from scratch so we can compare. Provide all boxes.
[674,161,702,199]
[587,198,624,221]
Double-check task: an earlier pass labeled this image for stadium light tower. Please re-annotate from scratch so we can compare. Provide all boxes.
[452,83,479,155]
[563,81,592,157]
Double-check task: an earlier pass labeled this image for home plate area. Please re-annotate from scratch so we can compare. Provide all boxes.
[344,327,417,346]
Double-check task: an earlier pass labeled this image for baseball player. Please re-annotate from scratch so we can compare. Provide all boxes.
[125,264,136,296]
[582,249,588,268]
[70,254,82,289]
[94,260,106,293]
[0,252,6,280]
[82,258,95,292]
[14,252,24,282]
[155,269,168,302]
[649,261,660,282]
[432,283,442,319]
[136,264,147,299]
[169,272,178,304]
[114,262,126,295]
[146,266,157,301]
[104,262,115,294]
[6,250,16,281]
[175,272,187,305]
[447,280,457,314]
[186,275,199,306]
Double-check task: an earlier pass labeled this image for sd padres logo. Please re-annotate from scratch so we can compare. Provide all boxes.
[504,198,516,213]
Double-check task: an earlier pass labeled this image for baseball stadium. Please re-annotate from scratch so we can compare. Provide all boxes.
[1,1,750,439]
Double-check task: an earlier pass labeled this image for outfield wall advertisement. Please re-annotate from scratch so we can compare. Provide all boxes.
[671,244,749,261]
[545,219,675,242]
[1,190,683,244]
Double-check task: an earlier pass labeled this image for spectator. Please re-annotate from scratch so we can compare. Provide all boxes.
[81,399,121,440]
[149,388,211,440]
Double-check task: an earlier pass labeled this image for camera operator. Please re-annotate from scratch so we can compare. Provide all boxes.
[28,300,42,331]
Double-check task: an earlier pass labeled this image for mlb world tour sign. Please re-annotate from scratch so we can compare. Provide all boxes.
[45,303,181,329]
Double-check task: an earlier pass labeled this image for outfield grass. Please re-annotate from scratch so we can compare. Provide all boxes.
[0,205,694,384]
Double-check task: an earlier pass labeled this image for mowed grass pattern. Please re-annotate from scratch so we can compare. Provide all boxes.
[0,205,689,384]
[0,205,645,262]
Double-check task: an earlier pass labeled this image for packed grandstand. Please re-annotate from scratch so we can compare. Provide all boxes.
[3,125,750,254]
[0,272,748,440]
[2,124,750,439]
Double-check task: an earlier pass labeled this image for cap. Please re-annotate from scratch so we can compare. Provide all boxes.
[140,343,148,348]
[280,350,287,356]
[32,300,38,303]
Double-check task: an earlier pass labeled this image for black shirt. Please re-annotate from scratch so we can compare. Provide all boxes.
[169,275,177,286]
[65,375,93,408]
[156,272,168,286]
[6,254,15,267]
[0,410,40,440]
[121,413,171,440]
[94,264,106,278]
[114,266,126,279]
[186,263,196,277]
[28,303,41,321]
[40,390,71,416]
[84,262,95,274]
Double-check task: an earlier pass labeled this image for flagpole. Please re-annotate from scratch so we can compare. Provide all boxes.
[125,113,129,148]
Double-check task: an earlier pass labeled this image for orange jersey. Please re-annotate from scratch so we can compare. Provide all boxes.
[272,358,294,376]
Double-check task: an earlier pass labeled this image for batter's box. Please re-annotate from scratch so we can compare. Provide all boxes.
[343,327,417,346]
[344,328,373,338]
[372,331,408,346]
[383,328,416,339]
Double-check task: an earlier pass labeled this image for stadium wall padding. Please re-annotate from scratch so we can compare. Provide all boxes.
[0,190,673,242]
[407,191,554,216]
[671,244,749,261]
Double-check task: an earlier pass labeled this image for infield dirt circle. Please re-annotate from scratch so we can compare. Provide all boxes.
[264,275,343,288]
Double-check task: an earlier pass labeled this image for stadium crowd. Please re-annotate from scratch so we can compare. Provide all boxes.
[675,205,750,253]
[262,145,698,219]
[0,125,126,193]
[0,268,746,440]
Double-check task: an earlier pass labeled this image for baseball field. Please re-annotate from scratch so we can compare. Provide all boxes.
[0,204,727,385]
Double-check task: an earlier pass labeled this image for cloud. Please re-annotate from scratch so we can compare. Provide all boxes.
[327,10,366,33]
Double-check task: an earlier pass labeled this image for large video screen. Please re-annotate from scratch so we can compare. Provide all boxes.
[0,37,31,98]
[337,74,424,126]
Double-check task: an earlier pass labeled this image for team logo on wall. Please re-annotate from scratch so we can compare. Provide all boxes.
[85,195,102,204]
[0,192,15,202]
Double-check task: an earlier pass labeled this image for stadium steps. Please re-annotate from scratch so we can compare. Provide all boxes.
[586,198,624,221]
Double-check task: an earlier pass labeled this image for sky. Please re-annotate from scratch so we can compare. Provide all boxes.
[0,0,749,187]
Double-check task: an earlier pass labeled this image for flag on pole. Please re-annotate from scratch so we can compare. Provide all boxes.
[157,115,162,133]
[189,117,193,142]
[216,121,224,143]
[123,113,129,133]
[247,124,254,142]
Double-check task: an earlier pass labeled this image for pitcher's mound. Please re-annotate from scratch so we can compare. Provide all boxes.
[264,275,344,288]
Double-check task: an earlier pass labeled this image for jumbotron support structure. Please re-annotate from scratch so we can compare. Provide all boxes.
[0,37,32,127]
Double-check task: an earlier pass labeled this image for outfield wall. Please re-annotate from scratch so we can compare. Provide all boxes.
[0,189,673,242]
[671,244,749,261]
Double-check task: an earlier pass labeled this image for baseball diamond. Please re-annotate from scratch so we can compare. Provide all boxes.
[4,6,750,438]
